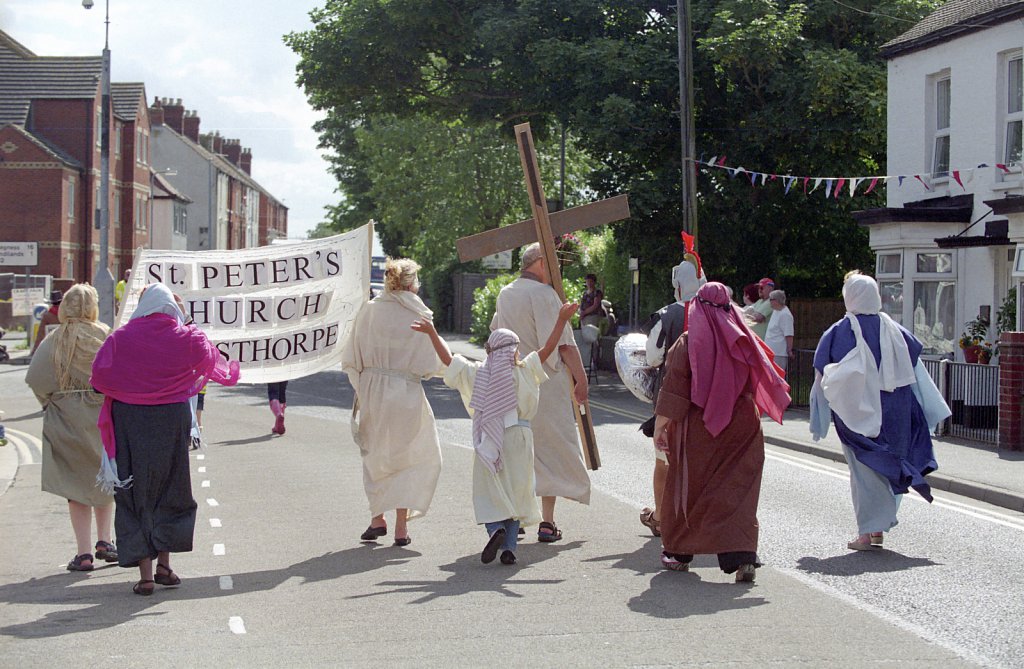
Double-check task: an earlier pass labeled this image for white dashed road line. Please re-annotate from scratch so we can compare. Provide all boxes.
[201,480,210,488]
[219,576,233,590]
[228,616,246,634]
[210,518,221,528]
[213,543,225,556]
[206,498,218,507]
[198,466,206,473]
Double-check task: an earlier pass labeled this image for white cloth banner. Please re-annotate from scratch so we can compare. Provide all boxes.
[115,225,372,384]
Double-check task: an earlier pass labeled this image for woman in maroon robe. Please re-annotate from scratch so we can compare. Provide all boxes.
[652,282,790,582]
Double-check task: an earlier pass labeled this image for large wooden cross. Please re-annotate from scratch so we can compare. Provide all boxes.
[456,122,631,470]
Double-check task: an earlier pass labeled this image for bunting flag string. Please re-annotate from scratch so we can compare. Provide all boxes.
[690,156,1020,199]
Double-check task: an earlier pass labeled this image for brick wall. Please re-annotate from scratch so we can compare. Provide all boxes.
[999,331,1024,451]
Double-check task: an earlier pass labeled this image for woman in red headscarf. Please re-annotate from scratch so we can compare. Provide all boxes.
[652,282,790,582]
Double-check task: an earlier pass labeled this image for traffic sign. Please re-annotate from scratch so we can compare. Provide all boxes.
[0,242,38,266]
[12,287,46,316]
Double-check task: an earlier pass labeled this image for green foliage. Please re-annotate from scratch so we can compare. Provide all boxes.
[997,287,1017,335]
[287,0,942,301]
[470,274,515,344]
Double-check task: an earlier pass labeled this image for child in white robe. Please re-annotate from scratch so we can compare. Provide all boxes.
[412,302,578,565]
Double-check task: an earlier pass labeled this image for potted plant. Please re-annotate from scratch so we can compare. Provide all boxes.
[959,316,990,363]
[977,341,994,365]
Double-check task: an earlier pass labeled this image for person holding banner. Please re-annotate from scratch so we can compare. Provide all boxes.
[342,258,444,547]
[412,302,579,565]
[90,283,240,595]
[491,242,590,543]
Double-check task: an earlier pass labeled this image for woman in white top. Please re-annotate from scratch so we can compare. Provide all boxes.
[764,289,794,373]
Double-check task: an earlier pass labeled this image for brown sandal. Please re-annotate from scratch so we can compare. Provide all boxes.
[133,579,155,596]
[154,563,181,587]
[640,508,661,537]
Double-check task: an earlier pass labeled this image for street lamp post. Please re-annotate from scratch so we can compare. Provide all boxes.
[83,0,115,326]
[677,0,698,242]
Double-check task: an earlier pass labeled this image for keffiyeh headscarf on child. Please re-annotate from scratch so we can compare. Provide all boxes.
[468,329,520,473]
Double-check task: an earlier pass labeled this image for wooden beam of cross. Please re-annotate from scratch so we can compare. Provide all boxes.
[456,122,631,470]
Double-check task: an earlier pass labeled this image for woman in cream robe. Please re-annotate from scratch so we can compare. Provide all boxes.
[342,259,444,546]
[25,283,115,571]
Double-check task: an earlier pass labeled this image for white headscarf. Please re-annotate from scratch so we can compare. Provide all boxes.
[821,274,916,437]
[131,283,184,324]
[671,259,706,303]
[468,329,520,474]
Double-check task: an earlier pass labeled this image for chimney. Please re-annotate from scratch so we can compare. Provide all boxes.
[212,131,224,155]
[149,104,165,126]
[224,138,242,167]
[240,148,252,175]
[162,98,185,134]
[182,110,201,143]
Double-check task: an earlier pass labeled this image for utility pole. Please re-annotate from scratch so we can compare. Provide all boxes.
[677,0,698,242]
[84,0,115,326]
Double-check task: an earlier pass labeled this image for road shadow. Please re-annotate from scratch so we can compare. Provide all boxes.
[212,434,275,447]
[795,551,940,576]
[346,539,585,604]
[582,536,664,575]
[628,569,767,619]
[3,410,44,422]
[0,545,416,640]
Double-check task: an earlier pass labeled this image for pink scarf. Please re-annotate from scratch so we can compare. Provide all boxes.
[687,282,790,437]
[468,329,519,473]
[90,286,240,493]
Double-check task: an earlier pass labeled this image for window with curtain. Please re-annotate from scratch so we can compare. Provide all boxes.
[1007,55,1022,165]
[933,77,951,177]
[879,280,904,325]
[913,280,956,355]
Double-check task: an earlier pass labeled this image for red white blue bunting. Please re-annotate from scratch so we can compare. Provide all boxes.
[693,155,1020,198]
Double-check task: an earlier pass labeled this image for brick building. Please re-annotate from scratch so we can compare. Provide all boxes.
[0,29,289,298]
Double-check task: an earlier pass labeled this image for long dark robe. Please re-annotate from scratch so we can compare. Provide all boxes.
[112,400,196,567]
[656,336,764,562]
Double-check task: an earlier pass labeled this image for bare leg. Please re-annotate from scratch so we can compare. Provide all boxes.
[394,509,408,539]
[94,504,113,545]
[68,500,93,557]
[652,458,668,522]
[370,513,386,529]
[541,496,556,524]
[139,557,154,581]
[157,550,171,570]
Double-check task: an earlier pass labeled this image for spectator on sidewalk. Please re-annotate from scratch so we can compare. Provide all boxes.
[25,283,116,572]
[491,242,590,543]
[578,273,605,368]
[652,282,790,582]
[811,272,949,552]
[413,302,578,565]
[341,258,444,548]
[90,283,240,596]
[747,278,775,340]
[31,290,63,355]
[764,290,794,373]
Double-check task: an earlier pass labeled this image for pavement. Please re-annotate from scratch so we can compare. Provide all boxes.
[0,334,986,667]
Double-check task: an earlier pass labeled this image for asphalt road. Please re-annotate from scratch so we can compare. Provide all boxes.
[1,362,1022,667]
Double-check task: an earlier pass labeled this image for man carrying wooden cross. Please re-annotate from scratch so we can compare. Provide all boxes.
[491,242,591,542]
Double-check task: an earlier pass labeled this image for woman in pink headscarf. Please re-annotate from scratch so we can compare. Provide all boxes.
[91,283,239,595]
[652,282,790,582]
[412,302,578,566]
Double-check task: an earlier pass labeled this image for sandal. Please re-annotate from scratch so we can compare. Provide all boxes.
[847,535,880,551]
[660,552,689,572]
[360,524,387,541]
[67,553,94,572]
[95,541,118,563]
[640,508,661,537]
[870,532,884,546]
[394,536,412,547]
[537,521,562,543]
[133,579,155,596]
[154,563,181,587]
[481,528,506,564]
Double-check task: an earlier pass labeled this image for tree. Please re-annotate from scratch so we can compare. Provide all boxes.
[287,0,941,312]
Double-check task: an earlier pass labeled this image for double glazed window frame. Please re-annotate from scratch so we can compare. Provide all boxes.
[928,71,952,179]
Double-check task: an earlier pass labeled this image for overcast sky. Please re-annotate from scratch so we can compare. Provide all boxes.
[0,0,337,240]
